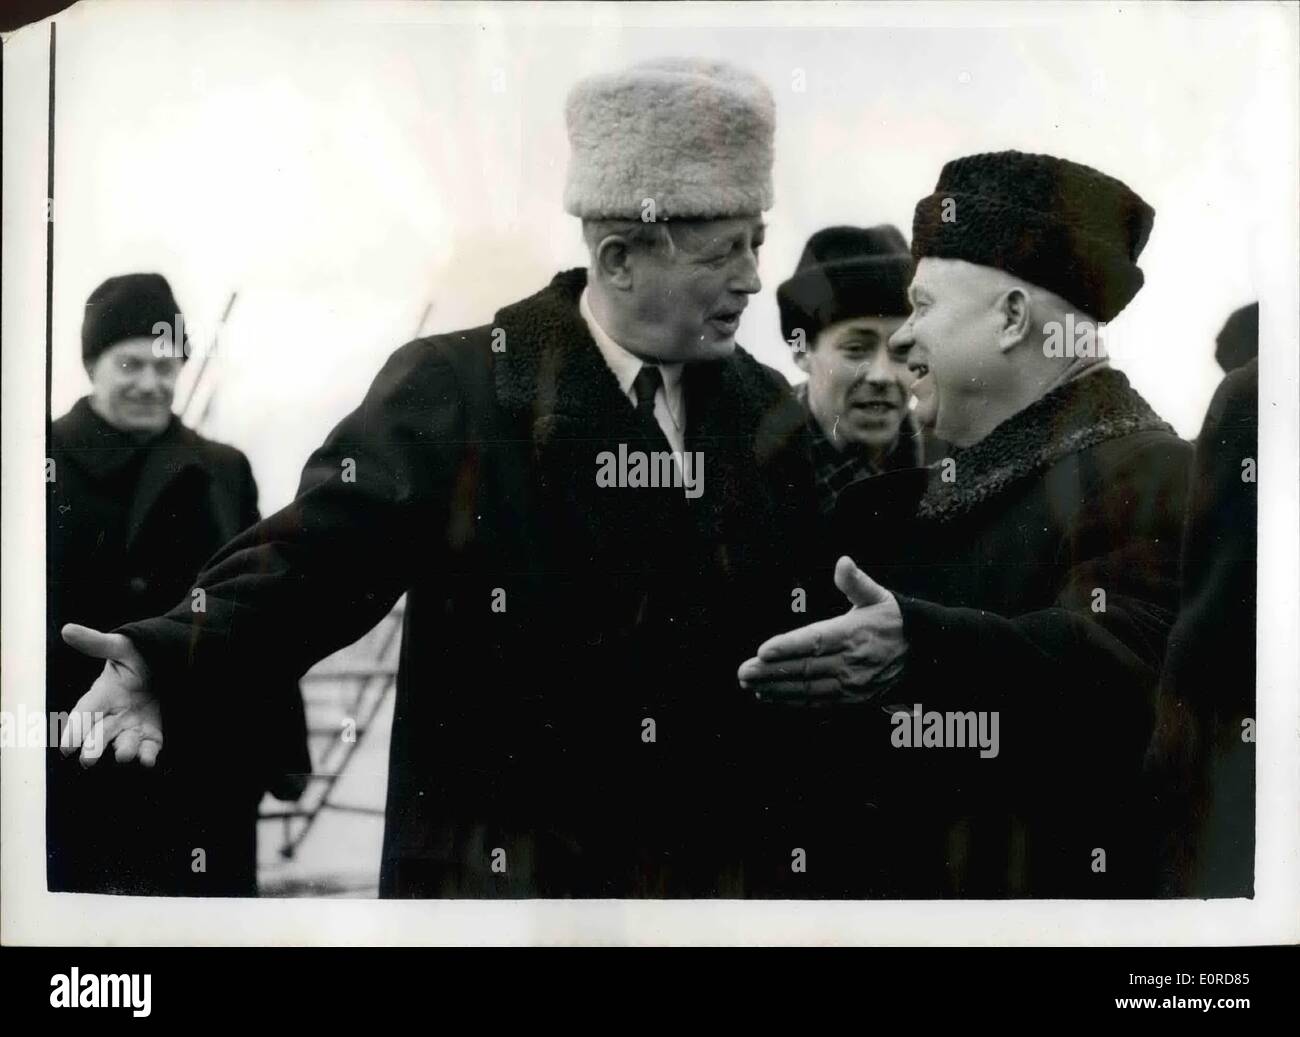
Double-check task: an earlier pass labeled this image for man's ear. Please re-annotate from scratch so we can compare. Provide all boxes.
[595,234,635,290]
[996,286,1032,353]
[792,349,812,374]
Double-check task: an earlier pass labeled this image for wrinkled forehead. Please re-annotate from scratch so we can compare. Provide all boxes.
[912,256,1022,298]
[670,214,765,252]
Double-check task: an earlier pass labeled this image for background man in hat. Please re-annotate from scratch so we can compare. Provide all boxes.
[47,273,309,895]
[777,225,926,518]
[1214,301,1259,374]
[59,60,823,898]
[740,151,1193,897]
[1146,302,1259,897]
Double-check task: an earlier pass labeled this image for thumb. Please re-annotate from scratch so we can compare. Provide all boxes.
[833,555,888,608]
[61,624,135,663]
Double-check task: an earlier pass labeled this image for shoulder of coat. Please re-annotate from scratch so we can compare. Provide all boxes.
[394,325,495,375]
[727,345,793,399]
[1090,424,1192,469]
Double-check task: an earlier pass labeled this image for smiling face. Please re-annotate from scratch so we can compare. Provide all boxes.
[798,315,910,453]
[86,337,181,434]
[908,361,940,430]
[889,257,1012,447]
[595,216,765,363]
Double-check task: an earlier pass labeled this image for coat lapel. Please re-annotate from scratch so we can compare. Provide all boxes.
[489,268,810,567]
[53,397,155,481]
[918,368,1175,523]
[680,350,806,559]
[490,268,667,595]
[492,269,642,464]
[123,425,214,551]
[53,398,215,552]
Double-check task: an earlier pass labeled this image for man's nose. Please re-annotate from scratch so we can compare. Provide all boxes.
[889,320,913,350]
[863,348,896,383]
[135,366,161,394]
[730,250,761,295]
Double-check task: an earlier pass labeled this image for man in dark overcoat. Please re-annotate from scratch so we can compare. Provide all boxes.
[1147,325,1258,897]
[740,151,1193,898]
[776,224,927,519]
[58,61,826,898]
[47,273,309,895]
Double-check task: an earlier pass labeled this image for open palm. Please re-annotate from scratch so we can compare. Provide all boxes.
[59,624,162,768]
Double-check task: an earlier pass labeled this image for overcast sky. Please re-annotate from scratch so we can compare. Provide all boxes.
[43,1,1280,510]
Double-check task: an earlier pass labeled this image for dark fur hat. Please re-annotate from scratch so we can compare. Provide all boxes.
[777,224,913,348]
[911,150,1155,321]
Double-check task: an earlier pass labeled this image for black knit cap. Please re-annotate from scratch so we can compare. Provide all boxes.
[82,273,188,366]
[911,150,1155,322]
[777,224,913,348]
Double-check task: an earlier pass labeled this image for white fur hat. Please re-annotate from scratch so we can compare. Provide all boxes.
[563,58,776,221]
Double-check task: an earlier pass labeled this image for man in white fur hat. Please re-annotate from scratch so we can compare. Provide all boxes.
[60,59,826,898]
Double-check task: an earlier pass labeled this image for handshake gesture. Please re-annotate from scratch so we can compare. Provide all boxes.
[58,624,162,768]
[737,555,909,706]
[55,555,907,770]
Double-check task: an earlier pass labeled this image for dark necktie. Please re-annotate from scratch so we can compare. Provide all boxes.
[632,364,675,455]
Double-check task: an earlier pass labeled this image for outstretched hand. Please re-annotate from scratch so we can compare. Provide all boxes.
[59,624,162,768]
[737,555,908,707]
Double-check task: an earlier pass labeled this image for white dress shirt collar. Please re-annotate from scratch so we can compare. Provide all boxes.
[579,287,686,442]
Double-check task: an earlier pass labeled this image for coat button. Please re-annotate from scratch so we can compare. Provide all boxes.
[129,576,148,594]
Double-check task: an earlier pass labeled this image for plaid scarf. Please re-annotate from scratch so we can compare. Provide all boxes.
[795,382,922,515]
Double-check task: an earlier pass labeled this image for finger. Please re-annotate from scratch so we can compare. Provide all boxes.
[80,714,108,767]
[79,707,126,766]
[113,728,142,764]
[752,677,843,701]
[137,734,162,768]
[59,707,97,754]
[61,624,134,664]
[756,614,851,663]
[740,654,843,684]
[97,710,127,751]
[834,555,888,608]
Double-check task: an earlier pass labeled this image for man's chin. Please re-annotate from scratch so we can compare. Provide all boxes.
[114,412,170,433]
[685,332,736,361]
[912,399,939,430]
[834,421,898,453]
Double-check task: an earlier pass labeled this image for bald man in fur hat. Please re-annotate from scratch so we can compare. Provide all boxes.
[59,60,825,898]
[741,152,1193,898]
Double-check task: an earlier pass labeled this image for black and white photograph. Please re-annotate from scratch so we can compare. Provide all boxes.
[2,0,1298,959]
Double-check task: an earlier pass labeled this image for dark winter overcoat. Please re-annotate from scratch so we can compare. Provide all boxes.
[822,367,1193,898]
[120,269,828,898]
[1147,358,1257,897]
[46,397,310,896]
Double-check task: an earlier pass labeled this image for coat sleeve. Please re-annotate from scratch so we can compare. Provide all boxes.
[118,338,469,687]
[226,443,315,800]
[893,433,1192,765]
